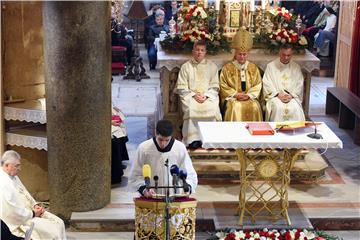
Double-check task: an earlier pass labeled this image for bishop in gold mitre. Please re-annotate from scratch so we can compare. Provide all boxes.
[219,29,263,121]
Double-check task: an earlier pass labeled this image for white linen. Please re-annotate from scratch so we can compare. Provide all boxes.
[198,122,343,149]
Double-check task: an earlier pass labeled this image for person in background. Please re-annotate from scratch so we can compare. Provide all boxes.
[111,79,129,185]
[129,120,198,198]
[147,9,169,70]
[313,6,337,56]
[165,0,179,22]
[0,150,66,240]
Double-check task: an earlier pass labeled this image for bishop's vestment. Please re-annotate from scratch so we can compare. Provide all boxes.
[220,60,263,121]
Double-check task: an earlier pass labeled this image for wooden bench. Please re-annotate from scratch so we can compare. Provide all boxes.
[326,87,360,145]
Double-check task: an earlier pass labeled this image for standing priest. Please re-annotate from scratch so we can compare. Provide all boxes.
[262,44,305,122]
[0,150,66,240]
[219,29,263,121]
[175,40,222,149]
[129,120,198,198]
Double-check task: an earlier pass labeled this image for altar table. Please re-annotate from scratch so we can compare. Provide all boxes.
[198,122,342,225]
[158,49,320,139]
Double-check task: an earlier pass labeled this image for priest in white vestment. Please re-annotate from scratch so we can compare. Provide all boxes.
[0,150,67,240]
[262,44,305,122]
[129,120,198,197]
[175,40,222,149]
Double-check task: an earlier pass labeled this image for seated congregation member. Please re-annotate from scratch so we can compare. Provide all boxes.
[111,104,129,185]
[219,29,263,122]
[313,7,337,56]
[262,44,305,122]
[147,9,169,70]
[165,0,179,22]
[175,40,222,149]
[0,150,66,240]
[129,120,198,198]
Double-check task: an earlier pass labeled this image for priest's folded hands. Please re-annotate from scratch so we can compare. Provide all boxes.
[277,92,293,103]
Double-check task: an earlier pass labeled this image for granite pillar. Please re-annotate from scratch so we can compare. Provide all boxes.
[43,1,111,219]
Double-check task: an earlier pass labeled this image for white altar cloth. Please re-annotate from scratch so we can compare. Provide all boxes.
[198,122,343,149]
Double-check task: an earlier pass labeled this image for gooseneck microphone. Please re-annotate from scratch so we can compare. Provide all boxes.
[170,165,179,194]
[142,164,151,189]
[153,175,159,193]
[307,121,323,139]
[179,170,190,193]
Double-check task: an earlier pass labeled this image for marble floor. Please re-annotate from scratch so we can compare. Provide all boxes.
[67,49,360,239]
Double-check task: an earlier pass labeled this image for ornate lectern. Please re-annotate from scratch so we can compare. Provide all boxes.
[134,197,197,240]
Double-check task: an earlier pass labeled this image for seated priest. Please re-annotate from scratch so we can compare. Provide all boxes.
[262,44,305,122]
[129,120,198,198]
[0,150,67,240]
[219,29,263,121]
[175,40,222,149]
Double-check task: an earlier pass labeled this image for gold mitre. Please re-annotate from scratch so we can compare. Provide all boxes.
[231,29,253,51]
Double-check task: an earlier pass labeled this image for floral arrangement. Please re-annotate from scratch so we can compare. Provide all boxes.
[160,4,230,55]
[211,228,341,240]
[254,7,308,52]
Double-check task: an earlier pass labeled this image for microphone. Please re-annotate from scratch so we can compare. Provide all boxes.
[153,175,159,193]
[142,164,151,189]
[179,170,190,193]
[307,121,323,139]
[170,165,179,194]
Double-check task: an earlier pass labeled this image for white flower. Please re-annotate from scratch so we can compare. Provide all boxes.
[281,38,286,43]
[254,233,260,238]
[288,37,291,42]
[235,231,246,239]
[276,36,282,41]
[299,35,308,45]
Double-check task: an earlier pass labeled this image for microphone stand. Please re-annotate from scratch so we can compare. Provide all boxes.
[164,159,171,240]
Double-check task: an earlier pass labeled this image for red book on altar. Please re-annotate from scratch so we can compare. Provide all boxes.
[246,122,275,135]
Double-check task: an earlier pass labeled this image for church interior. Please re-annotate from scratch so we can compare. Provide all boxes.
[1,0,360,239]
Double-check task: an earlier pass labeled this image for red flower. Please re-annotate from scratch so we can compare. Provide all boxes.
[285,231,292,240]
[200,33,205,39]
[225,233,236,240]
[315,237,326,240]
[192,31,198,37]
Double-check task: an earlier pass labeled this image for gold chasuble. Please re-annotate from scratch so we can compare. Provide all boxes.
[220,60,263,121]
[175,58,221,145]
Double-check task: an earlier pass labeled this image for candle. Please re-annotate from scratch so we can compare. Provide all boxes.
[249,0,255,12]
[203,0,208,8]
[261,0,266,10]
[215,0,220,11]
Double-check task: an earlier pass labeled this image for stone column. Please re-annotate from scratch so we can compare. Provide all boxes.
[43,1,111,219]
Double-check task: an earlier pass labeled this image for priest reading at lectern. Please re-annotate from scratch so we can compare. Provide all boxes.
[129,120,198,198]
[262,44,306,122]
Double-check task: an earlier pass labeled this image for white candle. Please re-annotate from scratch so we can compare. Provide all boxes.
[249,0,255,12]
[215,0,220,11]
[203,0,208,8]
[261,0,266,10]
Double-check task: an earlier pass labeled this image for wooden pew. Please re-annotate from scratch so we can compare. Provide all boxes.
[326,87,360,145]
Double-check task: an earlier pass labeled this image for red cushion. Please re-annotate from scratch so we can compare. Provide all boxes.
[112,46,127,51]
[112,62,125,69]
